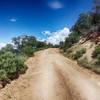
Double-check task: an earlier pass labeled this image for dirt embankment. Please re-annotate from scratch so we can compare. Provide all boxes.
[0,48,100,100]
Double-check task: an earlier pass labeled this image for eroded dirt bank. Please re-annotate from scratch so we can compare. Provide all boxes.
[0,48,100,100]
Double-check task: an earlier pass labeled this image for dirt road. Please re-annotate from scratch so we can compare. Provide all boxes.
[0,48,100,100]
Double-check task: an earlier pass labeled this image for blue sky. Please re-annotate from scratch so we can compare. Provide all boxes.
[0,0,92,44]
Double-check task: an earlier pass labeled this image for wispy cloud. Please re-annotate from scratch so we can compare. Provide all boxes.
[47,1,64,10]
[9,18,17,22]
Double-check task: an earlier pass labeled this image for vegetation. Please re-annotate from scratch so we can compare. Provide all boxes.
[66,48,73,54]
[59,12,92,51]
[92,46,100,58]
[97,55,100,64]
[78,56,100,74]
[78,57,91,69]
[0,35,52,87]
[12,35,48,56]
[0,51,27,87]
[72,48,86,60]
[60,0,100,50]
[77,45,100,74]
[59,0,100,74]
[91,0,100,25]
[92,65,100,74]
[91,46,100,73]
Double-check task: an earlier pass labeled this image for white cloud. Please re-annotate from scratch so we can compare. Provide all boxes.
[0,43,6,50]
[9,18,17,22]
[47,1,64,10]
[46,27,70,45]
[43,31,51,35]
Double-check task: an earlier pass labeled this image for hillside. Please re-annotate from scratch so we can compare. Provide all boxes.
[60,29,100,74]
[59,0,100,73]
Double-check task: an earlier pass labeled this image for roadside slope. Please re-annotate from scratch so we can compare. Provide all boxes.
[0,48,100,100]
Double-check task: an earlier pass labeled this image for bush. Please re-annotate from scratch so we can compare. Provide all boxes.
[97,55,100,64]
[92,66,100,74]
[73,48,86,60]
[0,70,8,81]
[92,46,100,73]
[66,48,73,54]
[81,48,86,54]
[0,52,27,86]
[21,46,34,57]
[94,55,100,65]
[92,46,100,58]
[78,57,91,69]
[73,51,83,60]
[78,57,100,74]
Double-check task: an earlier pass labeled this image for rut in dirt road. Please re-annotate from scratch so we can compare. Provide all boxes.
[0,48,100,100]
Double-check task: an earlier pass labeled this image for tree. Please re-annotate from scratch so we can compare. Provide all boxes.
[91,0,100,25]
[2,44,14,52]
[61,12,92,51]
[21,46,34,57]
[12,35,37,56]
[12,35,36,49]
[59,42,64,49]
[92,0,100,14]
[12,35,48,56]
[36,41,47,49]
[71,13,91,34]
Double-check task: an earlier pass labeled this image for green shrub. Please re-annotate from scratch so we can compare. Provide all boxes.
[92,46,100,73]
[92,66,100,74]
[64,48,73,58]
[0,52,27,86]
[81,48,86,54]
[78,57,100,74]
[73,48,86,60]
[97,55,100,64]
[21,46,34,57]
[92,46,100,58]
[73,51,82,59]
[0,70,10,87]
[78,57,91,69]
[94,55,100,65]
[0,70,8,81]
[66,48,72,54]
